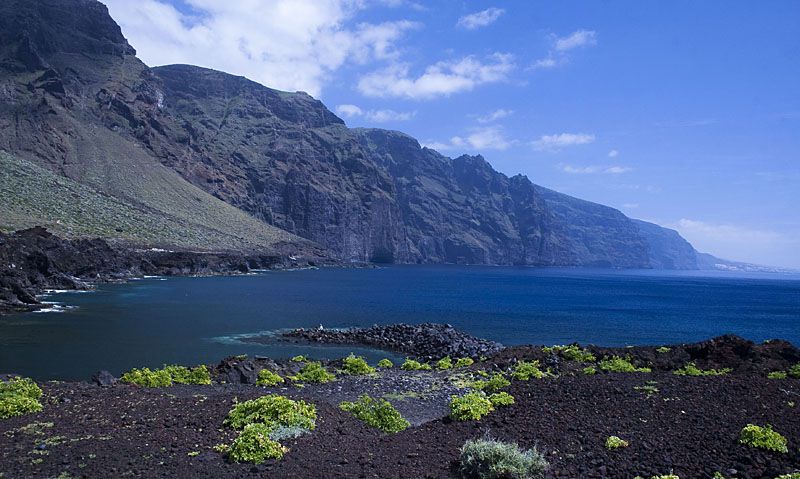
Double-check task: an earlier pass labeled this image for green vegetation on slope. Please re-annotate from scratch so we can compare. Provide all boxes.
[0,151,301,251]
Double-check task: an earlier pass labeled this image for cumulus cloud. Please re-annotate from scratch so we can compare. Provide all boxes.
[456,7,505,30]
[424,126,514,152]
[357,53,514,99]
[532,133,596,151]
[103,0,419,97]
[608,149,619,158]
[335,104,415,123]
[531,29,597,71]
[554,30,597,51]
[560,164,631,174]
[476,109,513,123]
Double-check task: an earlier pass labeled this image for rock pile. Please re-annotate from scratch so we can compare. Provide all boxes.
[280,323,503,360]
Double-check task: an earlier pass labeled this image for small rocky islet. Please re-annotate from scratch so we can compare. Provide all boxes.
[1,327,799,478]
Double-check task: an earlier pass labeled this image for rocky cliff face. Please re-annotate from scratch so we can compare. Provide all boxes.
[0,0,702,269]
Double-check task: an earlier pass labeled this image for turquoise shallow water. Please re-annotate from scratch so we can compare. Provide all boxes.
[1,266,798,380]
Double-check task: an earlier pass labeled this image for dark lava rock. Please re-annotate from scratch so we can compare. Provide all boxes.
[91,370,117,387]
[275,323,503,360]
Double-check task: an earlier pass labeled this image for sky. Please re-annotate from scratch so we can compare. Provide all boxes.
[103,0,800,268]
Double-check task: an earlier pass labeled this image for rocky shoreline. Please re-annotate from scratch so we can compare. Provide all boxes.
[0,227,335,315]
[259,323,505,360]
[1,333,799,478]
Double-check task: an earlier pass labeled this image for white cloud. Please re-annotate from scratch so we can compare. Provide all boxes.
[103,0,419,97]
[560,164,631,174]
[357,53,514,99]
[424,126,513,152]
[456,7,505,30]
[554,30,597,51]
[336,104,363,118]
[530,29,596,71]
[608,149,619,158]
[672,219,800,268]
[335,104,415,123]
[476,109,513,123]
[532,133,595,151]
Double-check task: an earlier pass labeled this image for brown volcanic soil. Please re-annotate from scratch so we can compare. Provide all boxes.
[1,344,799,478]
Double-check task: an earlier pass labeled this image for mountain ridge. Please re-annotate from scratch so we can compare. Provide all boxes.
[0,0,714,269]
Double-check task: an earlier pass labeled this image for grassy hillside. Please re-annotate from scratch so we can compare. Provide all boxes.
[0,151,301,252]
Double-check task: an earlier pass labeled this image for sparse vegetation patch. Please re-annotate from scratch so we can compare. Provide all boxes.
[673,362,731,376]
[450,392,494,421]
[256,369,285,387]
[339,395,410,433]
[401,359,432,371]
[0,377,43,420]
[512,360,549,380]
[459,437,548,479]
[598,356,651,373]
[120,365,210,387]
[605,435,629,449]
[341,354,376,375]
[739,424,788,453]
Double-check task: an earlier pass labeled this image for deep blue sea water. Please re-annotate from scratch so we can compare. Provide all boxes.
[1,266,798,380]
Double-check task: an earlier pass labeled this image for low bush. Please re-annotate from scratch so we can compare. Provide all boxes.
[450,392,494,421]
[488,392,515,407]
[341,354,376,375]
[224,395,317,431]
[256,369,284,387]
[377,358,394,369]
[293,361,335,383]
[582,366,597,375]
[401,359,432,371]
[598,357,651,373]
[774,474,800,479]
[470,373,511,393]
[290,355,307,362]
[120,367,173,387]
[459,437,548,479]
[227,423,287,463]
[789,363,800,379]
[673,362,731,376]
[120,365,211,387]
[339,395,410,433]
[436,356,454,370]
[455,358,475,368]
[164,365,211,385]
[0,377,43,420]
[605,436,629,449]
[542,345,595,363]
[739,424,788,453]
[656,346,671,353]
[512,361,547,380]
[768,371,788,380]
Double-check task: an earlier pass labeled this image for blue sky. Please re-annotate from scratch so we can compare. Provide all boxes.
[103,0,800,268]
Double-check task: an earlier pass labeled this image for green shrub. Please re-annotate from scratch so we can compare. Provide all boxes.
[455,358,475,368]
[377,359,394,368]
[164,365,211,385]
[768,371,788,380]
[656,346,672,353]
[605,436,629,449]
[0,377,44,419]
[488,392,515,407]
[459,437,548,479]
[227,423,287,463]
[582,366,597,375]
[120,365,210,387]
[511,361,547,380]
[470,373,511,393]
[256,369,285,387]
[543,345,595,362]
[120,367,173,387]
[339,395,410,433]
[673,362,731,376]
[739,424,788,453]
[450,392,494,421]
[290,355,307,362]
[401,359,432,371]
[436,356,454,370]
[774,474,800,479]
[293,361,335,383]
[224,395,317,431]
[341,354,376,375]
[789,363,800,379]
[598,356,651,373]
